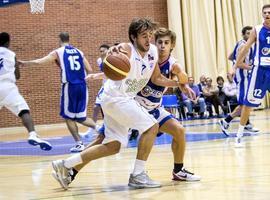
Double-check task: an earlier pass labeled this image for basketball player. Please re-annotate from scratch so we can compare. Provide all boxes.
[135,27,200,181]
[51,18,182,190]
[81,44,109,138]
[0,32,52,151]
[21,32,96,153]
[219,26,259,136]
[234,4,270,147]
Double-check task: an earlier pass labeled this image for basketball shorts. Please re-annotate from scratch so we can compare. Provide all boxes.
[234,69,249,105]
[244,66,270,107]
[60,82,88,121]
[95,87,104,106]
[101,93,157,147]
[0,82,29,116]
[148,107,174,127]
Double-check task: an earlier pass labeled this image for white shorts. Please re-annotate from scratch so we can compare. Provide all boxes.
[0,82,29,116]
[101,94,157,147]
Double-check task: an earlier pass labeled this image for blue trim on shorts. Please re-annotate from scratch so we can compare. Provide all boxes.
[159,115,173,127]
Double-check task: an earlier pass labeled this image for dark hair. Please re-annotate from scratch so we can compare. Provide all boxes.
[216,76,224,83]
[0,32,10,46]
[128,17,158,44]
[59,32,69,43]
[242,26,252,35]
[154,27,176,46]
[262,4,270,11]
[99,44,110,49]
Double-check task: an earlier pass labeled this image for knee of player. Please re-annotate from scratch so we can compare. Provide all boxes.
[174,125,185,138]
[108,141,121,154]
[18,109,30,117]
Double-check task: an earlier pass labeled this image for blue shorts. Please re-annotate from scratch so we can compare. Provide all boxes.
[234,69,249,105]
[244,66,270,107]
[60,82,88,121]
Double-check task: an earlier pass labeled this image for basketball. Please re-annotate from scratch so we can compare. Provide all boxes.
[103,53,130,81]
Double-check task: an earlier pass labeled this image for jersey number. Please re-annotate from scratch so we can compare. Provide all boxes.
[0,58,3,70]
[254,89,262,97]
[68,55,81,71]
[267,36,270,44]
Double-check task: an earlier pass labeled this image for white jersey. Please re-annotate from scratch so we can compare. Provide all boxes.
[103,43,158,98]
[0,47,16,83]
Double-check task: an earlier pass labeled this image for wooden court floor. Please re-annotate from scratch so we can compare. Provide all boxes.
[1,110,270,200]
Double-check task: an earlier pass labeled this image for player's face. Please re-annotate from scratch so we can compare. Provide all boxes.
[99,47,108,59]
[156,36,172,57]
[134,29,153,53]
[243,30,251,41]
[262,7,270,23]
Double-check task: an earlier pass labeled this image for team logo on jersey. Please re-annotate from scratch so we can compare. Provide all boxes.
[125,78,148,93]
[140,85,163,98]
[148,54,154,61]
[0,58,3,70]
[261,47,270,55]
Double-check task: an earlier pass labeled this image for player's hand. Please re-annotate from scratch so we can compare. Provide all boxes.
[85,74,99,80]
[180,84,196,100]
[107,45,128,55]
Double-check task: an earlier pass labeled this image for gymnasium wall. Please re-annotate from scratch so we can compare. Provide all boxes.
[0,0,168,128]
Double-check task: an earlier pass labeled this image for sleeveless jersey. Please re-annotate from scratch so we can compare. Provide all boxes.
[54,45,86,84]
[253,24,270,67]
[232,39,253,85]
[103,43,158,98]
[135,56,177,110]
[0,47,16,82]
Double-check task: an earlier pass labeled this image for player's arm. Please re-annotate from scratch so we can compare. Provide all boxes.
[151,63,179,87]
[85,72,105,80]
[235,29,256,69]
[83,57,92,74]
[21,52,58,67]
[171,63,188,84]
[14,57,20,80]
[228,51,234,61]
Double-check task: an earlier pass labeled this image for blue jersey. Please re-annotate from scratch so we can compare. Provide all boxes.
[135,56,176,110]
[55,45,86,84]
[253,25,270,67]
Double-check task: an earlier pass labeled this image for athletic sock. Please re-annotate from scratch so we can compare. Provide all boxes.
[64,154,83,169]
[225,115,233,123]
[237,125,245,138]
[132,159,146,175]
[173,163,184,173]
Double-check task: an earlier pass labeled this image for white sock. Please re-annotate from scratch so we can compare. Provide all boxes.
[29,131,37,136]
[132,159,146,175]
[237,125,245,138]
[64,154,83,169]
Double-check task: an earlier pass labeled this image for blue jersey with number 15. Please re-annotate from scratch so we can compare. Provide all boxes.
[55,45,86,84]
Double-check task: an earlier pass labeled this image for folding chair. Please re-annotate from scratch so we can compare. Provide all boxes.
[161,95,180,119]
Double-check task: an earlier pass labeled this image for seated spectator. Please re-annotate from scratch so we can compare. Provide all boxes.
[197,75,206,97]
[203,77,226,117]
[182,77,206,119]
[216,76,227,106]
[223,73,238,110]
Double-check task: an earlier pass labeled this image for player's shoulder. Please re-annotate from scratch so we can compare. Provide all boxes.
[0,47,15,56]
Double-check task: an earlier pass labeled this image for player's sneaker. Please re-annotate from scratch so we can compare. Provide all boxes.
[218,119,230,137]
[128,171,161,189]
[244,124,259,133]
[70,143,85,153]
[28,132,52,151]
[235,137,244,148]
[172,168,201,181]
[52,160,70,190]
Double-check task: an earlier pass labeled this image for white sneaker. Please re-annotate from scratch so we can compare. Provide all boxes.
[79,127,97,139]
[28,133,52,151]
[244,124,259,133]
[128,171,161,189]
[218,119,230,137]
[172,168,201,181]
[235,137,244,148]
[70,143,85,153]
[52,160,70,190]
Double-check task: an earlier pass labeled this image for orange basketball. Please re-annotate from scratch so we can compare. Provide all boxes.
[103,53,130,81]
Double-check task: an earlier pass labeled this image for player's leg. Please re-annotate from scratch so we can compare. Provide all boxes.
[157,108,200,181]
[3,84,51,150]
